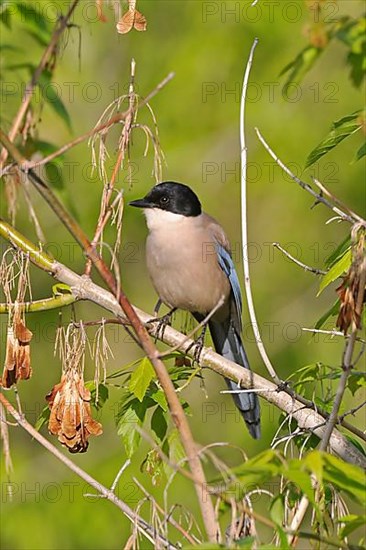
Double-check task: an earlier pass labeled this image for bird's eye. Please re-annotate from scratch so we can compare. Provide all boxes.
[160,196,169,205]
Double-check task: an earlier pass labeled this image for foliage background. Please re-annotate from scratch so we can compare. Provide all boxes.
[0,0,364,548]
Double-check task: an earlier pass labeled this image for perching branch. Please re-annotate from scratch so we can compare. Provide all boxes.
[1,220,365,470]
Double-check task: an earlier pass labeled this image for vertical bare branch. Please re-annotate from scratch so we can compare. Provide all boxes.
[240,39,279,382]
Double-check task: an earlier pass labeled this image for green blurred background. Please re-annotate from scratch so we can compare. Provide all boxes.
[1,0,365,548]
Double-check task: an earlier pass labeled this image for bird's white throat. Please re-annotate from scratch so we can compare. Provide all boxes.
[143,208,186,231]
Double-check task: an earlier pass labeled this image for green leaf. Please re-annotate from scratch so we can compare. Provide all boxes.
[129,357,155,402]
[347,371,366,395]
[324,236,351,269]
[285,465,316,506]
[275,526,291,550]
[321,453,366,506]
[14,2,52,45]
[269,494,284,526]
[224,450,283,493]
[353,141,366,163]
[151,406,168,442]
[317,249,351,295]
[163,428,185,478]
[150,388,168,411]
[314,300,340,330]
[236,537,256,548]
[303,451,323,484]
[32,140,64,165]
[338,514,366,538]
[24,29,49,48]
[280,46,322,92]
[0,44,21,52]
[117,399,149,457]
[35,405,50,431]
[0,8,12,29]
[335,16,366,88]
[305,110,364,169]
[107,358,141,380]
[45,162,64,189]
[86,382,109,410]
[38,70,72,130]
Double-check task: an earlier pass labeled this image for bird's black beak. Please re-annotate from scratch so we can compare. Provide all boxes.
[129,198,152,209]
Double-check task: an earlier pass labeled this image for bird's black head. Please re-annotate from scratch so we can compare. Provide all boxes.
[129,181,202,217]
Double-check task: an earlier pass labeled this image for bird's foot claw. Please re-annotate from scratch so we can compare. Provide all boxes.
[146,308,176,340]
[186,331,206,364]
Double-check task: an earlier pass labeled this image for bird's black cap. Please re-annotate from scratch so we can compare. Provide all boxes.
[129,181,202,217]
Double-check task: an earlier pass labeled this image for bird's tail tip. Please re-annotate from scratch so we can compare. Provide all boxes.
[248,422,261,439]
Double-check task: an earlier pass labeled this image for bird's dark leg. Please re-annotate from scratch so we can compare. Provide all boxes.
[186,321,208,364]
[146,304,177,340]
[154,299,163,317]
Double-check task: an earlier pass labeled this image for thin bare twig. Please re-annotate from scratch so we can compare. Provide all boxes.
[132,477,199,546]
[302,327,366,345]
[157,296,225,358]
[273,243,326,275]
[84,58,138,277]
[0,72,174,176]
[0,392,176,549]
[0,402,13,477]
[83,459,131,497]
[312,177,365,225]
[0,0,81,169]
[240,39,279,382]
[255,127,364,227]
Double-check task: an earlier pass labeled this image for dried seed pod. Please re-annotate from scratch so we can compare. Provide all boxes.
[47,371,103,454]
[2,309,33,388]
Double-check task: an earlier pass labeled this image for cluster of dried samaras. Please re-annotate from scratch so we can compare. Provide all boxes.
[336,234,366,335]
[46,371,102,454]
[2,308,102,453]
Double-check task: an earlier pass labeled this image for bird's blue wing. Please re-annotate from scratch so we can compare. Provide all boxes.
[215,242,242,321]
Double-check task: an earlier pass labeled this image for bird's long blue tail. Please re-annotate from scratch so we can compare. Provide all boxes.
[208,318,261,439]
